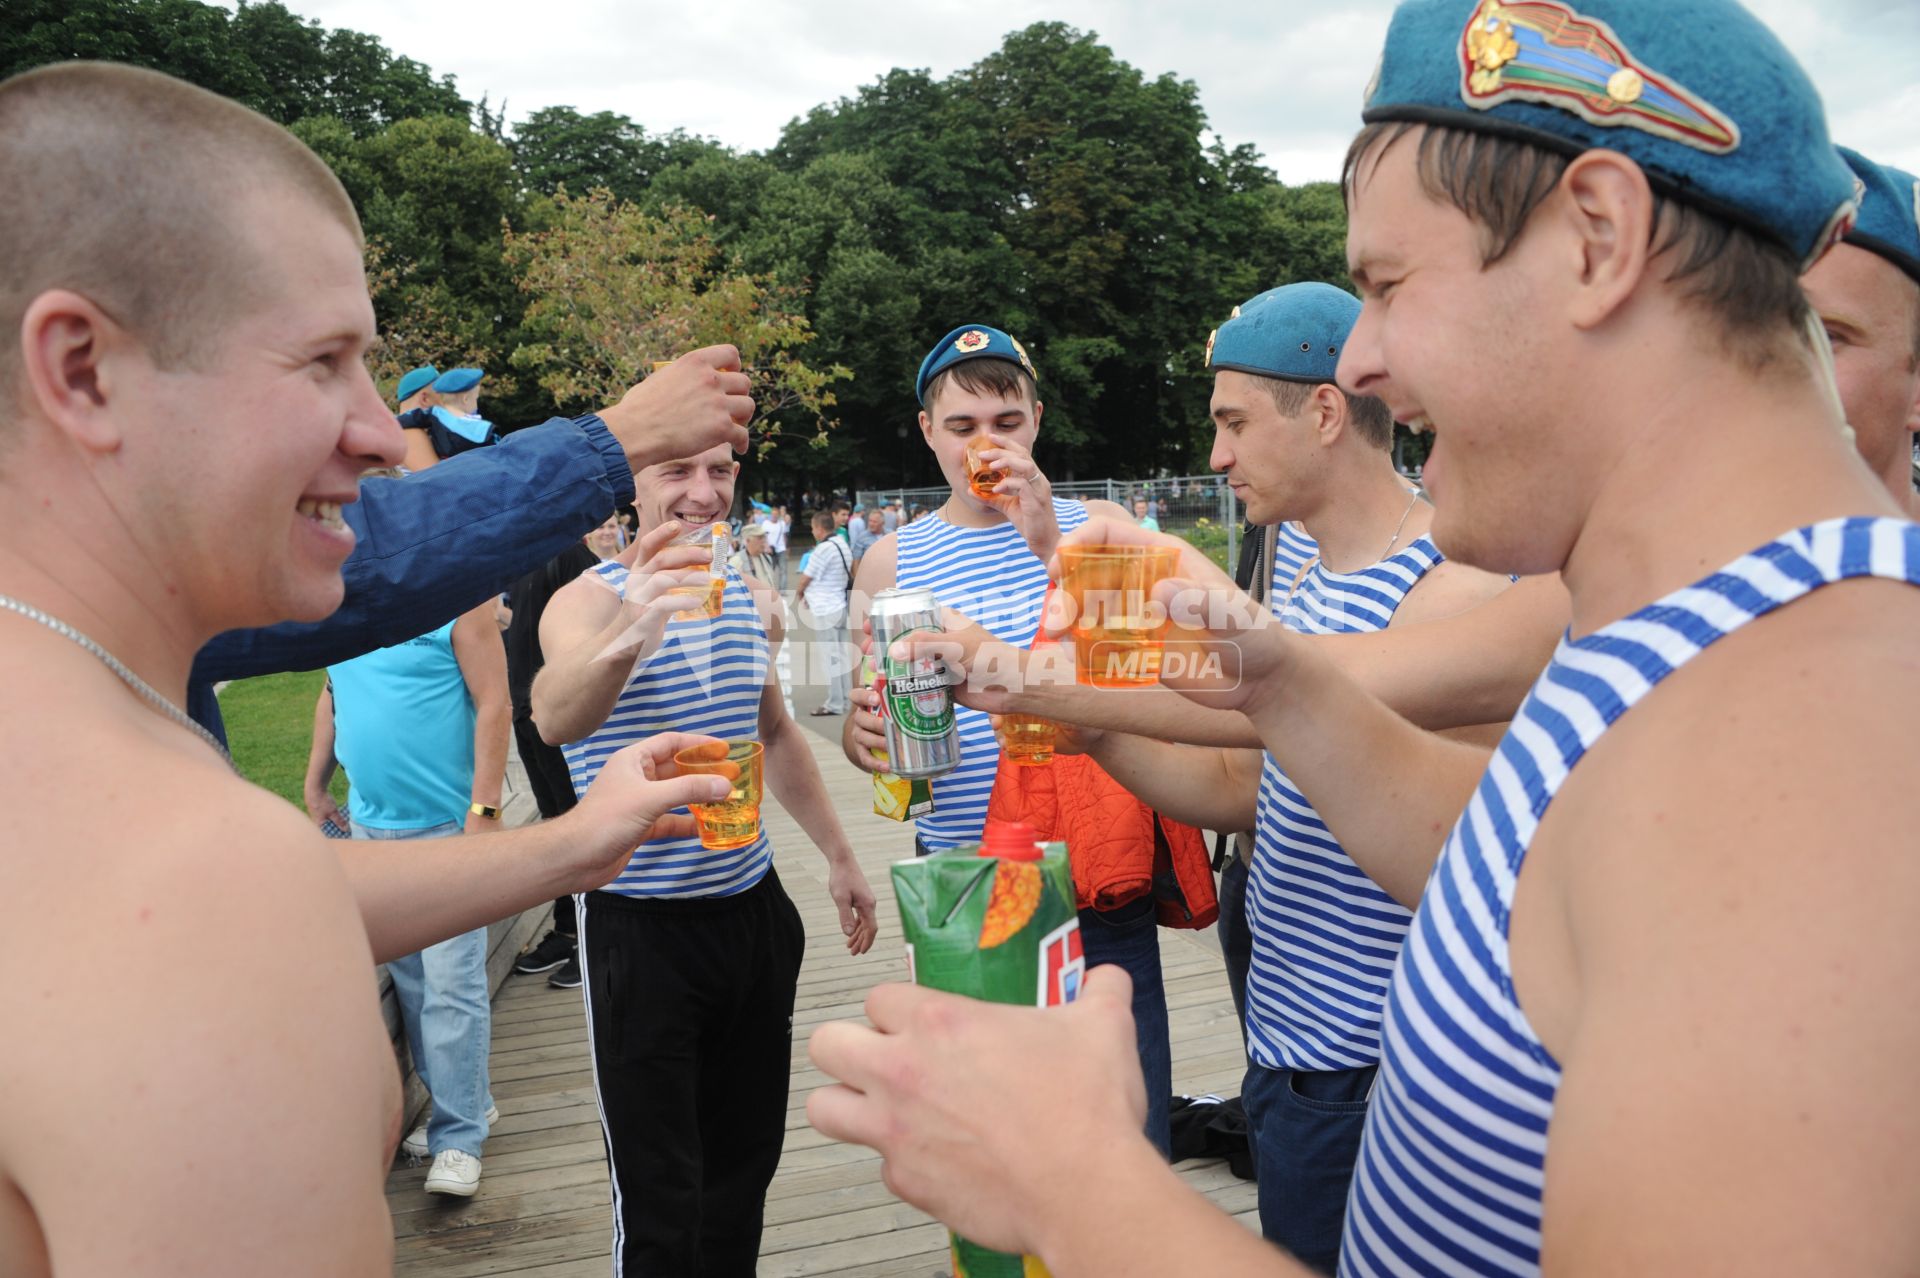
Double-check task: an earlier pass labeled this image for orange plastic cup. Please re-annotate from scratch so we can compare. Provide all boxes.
[996,714,1058,765]
[667,523,728,620]
[1057,545,1180,687]
[965,434,1008,500]
[672,740,763,850]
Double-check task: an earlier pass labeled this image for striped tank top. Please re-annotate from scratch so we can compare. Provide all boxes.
[894,496,1090,850]
[1270,520,1319,593]
[1247,534,1443,1072]
[560,561,772,898]
[1342,517,1920,1276]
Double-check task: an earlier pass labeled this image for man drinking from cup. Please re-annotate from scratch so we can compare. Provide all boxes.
[530,443,878,1275]
[838,324,1204,1158]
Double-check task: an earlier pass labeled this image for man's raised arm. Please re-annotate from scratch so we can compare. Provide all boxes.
[946,559,1563,744]
[529,520,713,749]
[343,731,729,962]
[191,347,754,725]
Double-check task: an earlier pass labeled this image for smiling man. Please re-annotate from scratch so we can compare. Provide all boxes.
[1039,282,1510,1269]
[803,1,1920,1274]
[532,442,879,1275]
[0,63,740,1273]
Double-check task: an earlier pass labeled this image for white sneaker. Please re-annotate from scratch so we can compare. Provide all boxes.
[424,1149,481,1197]
[401,1103,499,1160]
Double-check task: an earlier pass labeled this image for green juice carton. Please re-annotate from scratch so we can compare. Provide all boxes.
[890,821,1084,1278]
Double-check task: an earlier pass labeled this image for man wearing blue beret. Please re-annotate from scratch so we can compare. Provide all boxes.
[394,366,499,470]
[394,363,438,412]
[838,324,1212,1155]
[1808,147,1920,519]
[1024,281,1511,1268]
[805,2,1920,1274]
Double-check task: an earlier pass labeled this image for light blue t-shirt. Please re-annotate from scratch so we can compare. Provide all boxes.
[329,619,475,830]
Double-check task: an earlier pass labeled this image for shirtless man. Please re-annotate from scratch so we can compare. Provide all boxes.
[0,63,742,1272]
[807,2,1920,1273]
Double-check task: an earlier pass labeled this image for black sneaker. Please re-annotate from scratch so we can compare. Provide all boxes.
[513,930,575,975]
[548,955,582,989]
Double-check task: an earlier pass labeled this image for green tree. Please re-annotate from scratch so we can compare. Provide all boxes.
[504,191,848,456]
[2,0,267,102]
[515,107,654,203]
[513,106,728,205]
[0,0,467,133]
[760,23,1300,485]
[294,113,536,420]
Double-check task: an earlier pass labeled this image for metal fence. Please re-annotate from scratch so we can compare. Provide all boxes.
[858,474,1241,568]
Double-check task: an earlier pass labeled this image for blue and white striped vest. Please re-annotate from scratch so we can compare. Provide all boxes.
[1247,534,1444,1072]
[560,561,771,898]
[1342,517,1920,1276]
[894,497,1090,851]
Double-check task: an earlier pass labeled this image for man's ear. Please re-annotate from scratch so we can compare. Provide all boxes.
[917,409,934,444]
[1554,150,1657,333]
[19,288,132,455]
[1031,399,1044,436]
[1312,383,1347,448]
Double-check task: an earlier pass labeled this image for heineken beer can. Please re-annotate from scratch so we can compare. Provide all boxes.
[891,822,1082,1278]
[869,586,960,779]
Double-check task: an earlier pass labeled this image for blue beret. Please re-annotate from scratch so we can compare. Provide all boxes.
[395,365,437,403]
[1837,147,1920,288]
[432,367,485,394]
[1362,0,1859,269]
[915,325,1037,405]
[1205,283,1361,384]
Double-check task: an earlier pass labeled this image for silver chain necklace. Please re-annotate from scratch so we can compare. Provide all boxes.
[0,593,237,771]
[1283,487,1424,610]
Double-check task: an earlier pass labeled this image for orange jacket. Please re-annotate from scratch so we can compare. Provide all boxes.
[982,594,1218,927]
[986,748,1218,928]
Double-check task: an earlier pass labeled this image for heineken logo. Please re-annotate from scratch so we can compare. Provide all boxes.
[892,672,947,696]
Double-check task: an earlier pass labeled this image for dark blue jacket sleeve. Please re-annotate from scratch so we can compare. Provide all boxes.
[192,413,632,691]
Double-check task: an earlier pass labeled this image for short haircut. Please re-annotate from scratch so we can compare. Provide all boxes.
[810,510,833,531]
[924,360,1038,411]
[1262,377,1396,450]
[0,62,362,406]
[832,500,850,513]
[1343,122,1808,371]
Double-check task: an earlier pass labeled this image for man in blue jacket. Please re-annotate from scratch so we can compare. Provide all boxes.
[190,349,754,739]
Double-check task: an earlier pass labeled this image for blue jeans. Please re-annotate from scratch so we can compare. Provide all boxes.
[1242,1060,1376,1275]
[355,820,494,1158]
[1216,853,1251,1047]
[1079,896,1172,1160]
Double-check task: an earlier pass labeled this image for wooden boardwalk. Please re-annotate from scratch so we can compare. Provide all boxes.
[386,726,1255,1276]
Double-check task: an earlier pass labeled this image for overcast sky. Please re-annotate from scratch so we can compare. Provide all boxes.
[232,0,1918,182]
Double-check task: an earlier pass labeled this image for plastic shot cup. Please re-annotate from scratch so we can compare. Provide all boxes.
[965,434,1008,500]
[672,739,763,850]
[1057,544,1180,687]
[996,714,1058,765]
[667,522,728,619]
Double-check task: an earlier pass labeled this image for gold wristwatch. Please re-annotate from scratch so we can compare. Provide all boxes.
[469,802,502,820]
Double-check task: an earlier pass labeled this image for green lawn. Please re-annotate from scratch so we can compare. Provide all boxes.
[220,670,348,811]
